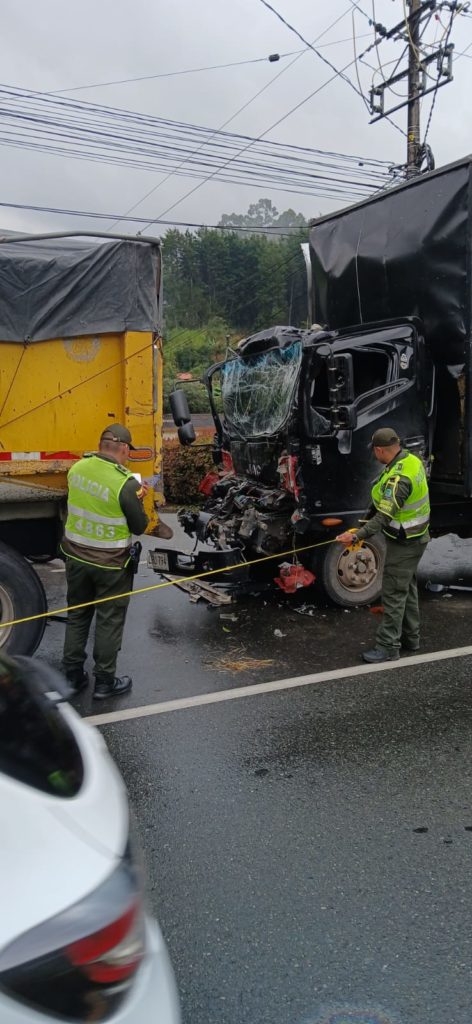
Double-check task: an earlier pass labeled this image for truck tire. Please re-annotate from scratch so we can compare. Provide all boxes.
[0,542,47,655]
[314,535,386,608]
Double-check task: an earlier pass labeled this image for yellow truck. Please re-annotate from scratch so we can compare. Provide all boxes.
[0,230,164,655]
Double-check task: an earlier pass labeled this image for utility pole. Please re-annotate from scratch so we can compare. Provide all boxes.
[406,0,422,176]
[369,0,455,177]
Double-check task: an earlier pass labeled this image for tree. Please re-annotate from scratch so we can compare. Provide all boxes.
[162,219,308,336]
[218,198,307,237]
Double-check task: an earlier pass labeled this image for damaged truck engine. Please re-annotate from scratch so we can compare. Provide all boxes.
[150,156,472,607]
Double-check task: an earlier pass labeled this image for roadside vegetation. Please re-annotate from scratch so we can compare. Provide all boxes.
[162,200,308,499]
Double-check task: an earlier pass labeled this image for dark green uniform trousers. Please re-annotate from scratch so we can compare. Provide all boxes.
[376,536,428,652]
[62,558,133,682]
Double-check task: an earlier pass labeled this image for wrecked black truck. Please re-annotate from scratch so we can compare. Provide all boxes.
[150,155,472,607]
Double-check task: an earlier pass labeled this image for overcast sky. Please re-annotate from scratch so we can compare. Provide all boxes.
[0,0,471,236]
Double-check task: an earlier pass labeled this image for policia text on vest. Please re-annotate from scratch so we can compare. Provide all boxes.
[336,427,430,665]
[61,424,149,700]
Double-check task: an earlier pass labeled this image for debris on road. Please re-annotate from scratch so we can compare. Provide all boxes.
[426,581,472,594]
[208,654,274,673]
[274,562,315,593]
[293,603,316,617]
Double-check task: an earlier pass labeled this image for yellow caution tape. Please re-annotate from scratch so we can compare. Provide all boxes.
[0,537,340,631]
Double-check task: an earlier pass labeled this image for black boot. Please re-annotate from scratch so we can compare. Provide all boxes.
[64,667,89,694]
[93,675,133,700]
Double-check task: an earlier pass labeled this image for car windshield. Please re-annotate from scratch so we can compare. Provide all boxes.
[0,657,83,797]
[221,341,302,437]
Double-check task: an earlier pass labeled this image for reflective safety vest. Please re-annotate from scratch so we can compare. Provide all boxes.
[65,455,133,552]
[371,451,430,540]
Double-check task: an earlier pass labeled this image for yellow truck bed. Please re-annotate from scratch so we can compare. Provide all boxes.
[0,230,163,656]
[0,329,163,526]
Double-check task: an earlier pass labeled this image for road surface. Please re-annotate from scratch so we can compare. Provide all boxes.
[37,523,472,1024]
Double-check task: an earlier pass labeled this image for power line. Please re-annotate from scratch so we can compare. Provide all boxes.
[0,199,311,231]
[348,0,372,23]
[352,10,373,112]
[133,15,400,232]
[422,6,456,147]
[257,0,365,100]
[50,52,302,94]
[0,90,392,204]
[48,31,373,97]
[257,0,407,140]
[0,84,392,174]
[107,5,355,230]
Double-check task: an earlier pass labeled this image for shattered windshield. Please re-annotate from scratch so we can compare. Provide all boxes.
[221,341,302,437]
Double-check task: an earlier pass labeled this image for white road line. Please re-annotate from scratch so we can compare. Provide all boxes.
[85,643,472,727]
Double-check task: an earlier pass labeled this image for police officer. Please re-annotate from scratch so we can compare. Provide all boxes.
[61,424,151,699]
[336,427,430,663]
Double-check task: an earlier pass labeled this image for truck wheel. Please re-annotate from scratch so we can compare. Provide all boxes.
[0,542,47,655]
[315,535,386,607]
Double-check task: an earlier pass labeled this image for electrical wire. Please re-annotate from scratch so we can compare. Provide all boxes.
[107,5,355,230]
[371,0,392,87]
[402,0,425,66]
[134,33,402,232]
[369,43,409,93]
[352,11,373,111]
[422,7,456,147]
[348,0,372,23]
[257,0,366,100]
[0,85,393,186]
[50,52,303,93]
[0,123,391,205]
[49,33,372,95]
[0,14,399,230]
[0,199,311,231]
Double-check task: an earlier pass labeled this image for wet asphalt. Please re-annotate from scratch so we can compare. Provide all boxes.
[36,522,472,1024]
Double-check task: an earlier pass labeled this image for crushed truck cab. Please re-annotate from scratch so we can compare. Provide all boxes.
[152,156,472,607]
[152,321,426,606]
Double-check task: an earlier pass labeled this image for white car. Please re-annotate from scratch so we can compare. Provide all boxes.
[0,654,180,1024]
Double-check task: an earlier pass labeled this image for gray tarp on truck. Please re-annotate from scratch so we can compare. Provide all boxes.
[309,156,472,365]
[0,232,161,342]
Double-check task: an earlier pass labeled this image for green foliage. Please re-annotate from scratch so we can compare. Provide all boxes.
[163,203,308,334]
[219,198,307,235]
[162,200,309,415]
[163,322,229,413]
[163,440,215,504]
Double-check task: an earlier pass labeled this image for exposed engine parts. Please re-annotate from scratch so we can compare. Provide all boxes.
[178,475,295,556]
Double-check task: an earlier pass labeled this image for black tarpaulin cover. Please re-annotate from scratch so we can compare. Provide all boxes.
[0,234,161,342]
[309,157,472,363]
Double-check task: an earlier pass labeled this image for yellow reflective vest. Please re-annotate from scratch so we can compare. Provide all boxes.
[65,455,133,555]
[371,451,430,540]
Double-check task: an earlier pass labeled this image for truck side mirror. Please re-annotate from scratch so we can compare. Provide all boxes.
[170,389,191,426]
[178,422,196,446]
[328,354,355,404]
